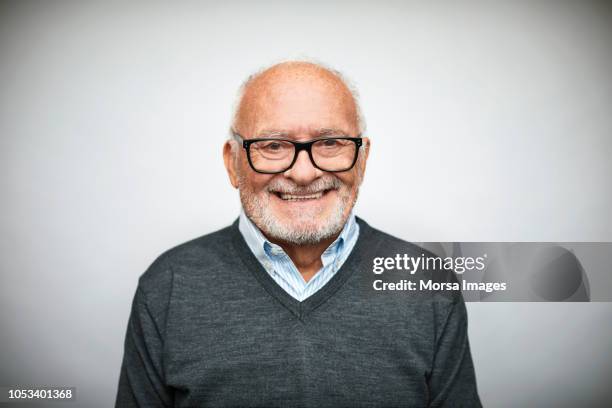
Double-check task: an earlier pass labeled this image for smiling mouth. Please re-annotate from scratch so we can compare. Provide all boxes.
[273,189,332,202]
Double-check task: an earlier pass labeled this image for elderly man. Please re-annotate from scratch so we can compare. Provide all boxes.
[116,61,481,407]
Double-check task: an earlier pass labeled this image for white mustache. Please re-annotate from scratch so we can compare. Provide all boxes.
[266,176,343,195]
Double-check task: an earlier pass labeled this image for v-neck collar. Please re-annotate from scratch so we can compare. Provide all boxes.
[230,216,374,320]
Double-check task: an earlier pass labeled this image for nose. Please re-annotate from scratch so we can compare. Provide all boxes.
[283,150,322,185]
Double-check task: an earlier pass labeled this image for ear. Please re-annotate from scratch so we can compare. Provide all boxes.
[362,137,371,161]
[223,140,240,189]
[357,137,371,180]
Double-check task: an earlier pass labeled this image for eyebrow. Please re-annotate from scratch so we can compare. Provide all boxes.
[256,127,349,138]
[256,130,290,138]
[316,127,347,136]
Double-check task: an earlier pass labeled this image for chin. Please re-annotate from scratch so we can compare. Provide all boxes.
[260,210,348,246]
[276,205,334,222]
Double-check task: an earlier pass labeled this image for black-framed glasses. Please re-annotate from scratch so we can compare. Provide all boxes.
[232,132,363,174]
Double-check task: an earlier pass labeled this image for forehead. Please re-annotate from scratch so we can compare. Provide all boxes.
[237,66,358,138]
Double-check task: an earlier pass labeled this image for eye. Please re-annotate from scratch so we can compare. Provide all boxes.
[322,139,339,147]
[253,140,292,156]
[263,141,283,151]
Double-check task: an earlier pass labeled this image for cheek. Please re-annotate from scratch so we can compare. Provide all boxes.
[335,171,358,190]
[242,172,274,193]
[237,156,268,191]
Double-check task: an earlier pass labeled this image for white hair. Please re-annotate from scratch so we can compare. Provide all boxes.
[228,58,367,138]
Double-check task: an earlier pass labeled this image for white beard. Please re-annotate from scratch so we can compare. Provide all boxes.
[238,174,359,245]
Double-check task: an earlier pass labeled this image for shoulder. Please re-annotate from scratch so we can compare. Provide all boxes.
[137,221,238,296]
[355,217,462,304]
[356,217,435,258]
[128,221,242,336]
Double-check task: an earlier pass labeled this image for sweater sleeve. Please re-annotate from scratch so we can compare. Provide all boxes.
[115,286,174,407]
[428,297,482,407]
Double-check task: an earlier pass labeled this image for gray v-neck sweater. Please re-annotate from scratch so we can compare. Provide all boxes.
[116,218,481,407]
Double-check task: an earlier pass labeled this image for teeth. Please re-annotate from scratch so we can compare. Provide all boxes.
[279,191,324,201]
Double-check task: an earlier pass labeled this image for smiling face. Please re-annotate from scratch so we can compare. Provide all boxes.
[224,62,370,245]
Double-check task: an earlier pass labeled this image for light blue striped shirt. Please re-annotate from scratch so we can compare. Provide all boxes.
[238,209,360,302]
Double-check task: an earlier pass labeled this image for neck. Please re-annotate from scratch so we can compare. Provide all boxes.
[268,234,339,282]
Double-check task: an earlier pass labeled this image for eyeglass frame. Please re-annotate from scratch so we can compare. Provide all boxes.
[232,131,363,174]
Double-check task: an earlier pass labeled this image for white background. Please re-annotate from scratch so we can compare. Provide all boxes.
[1,1,611,406]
